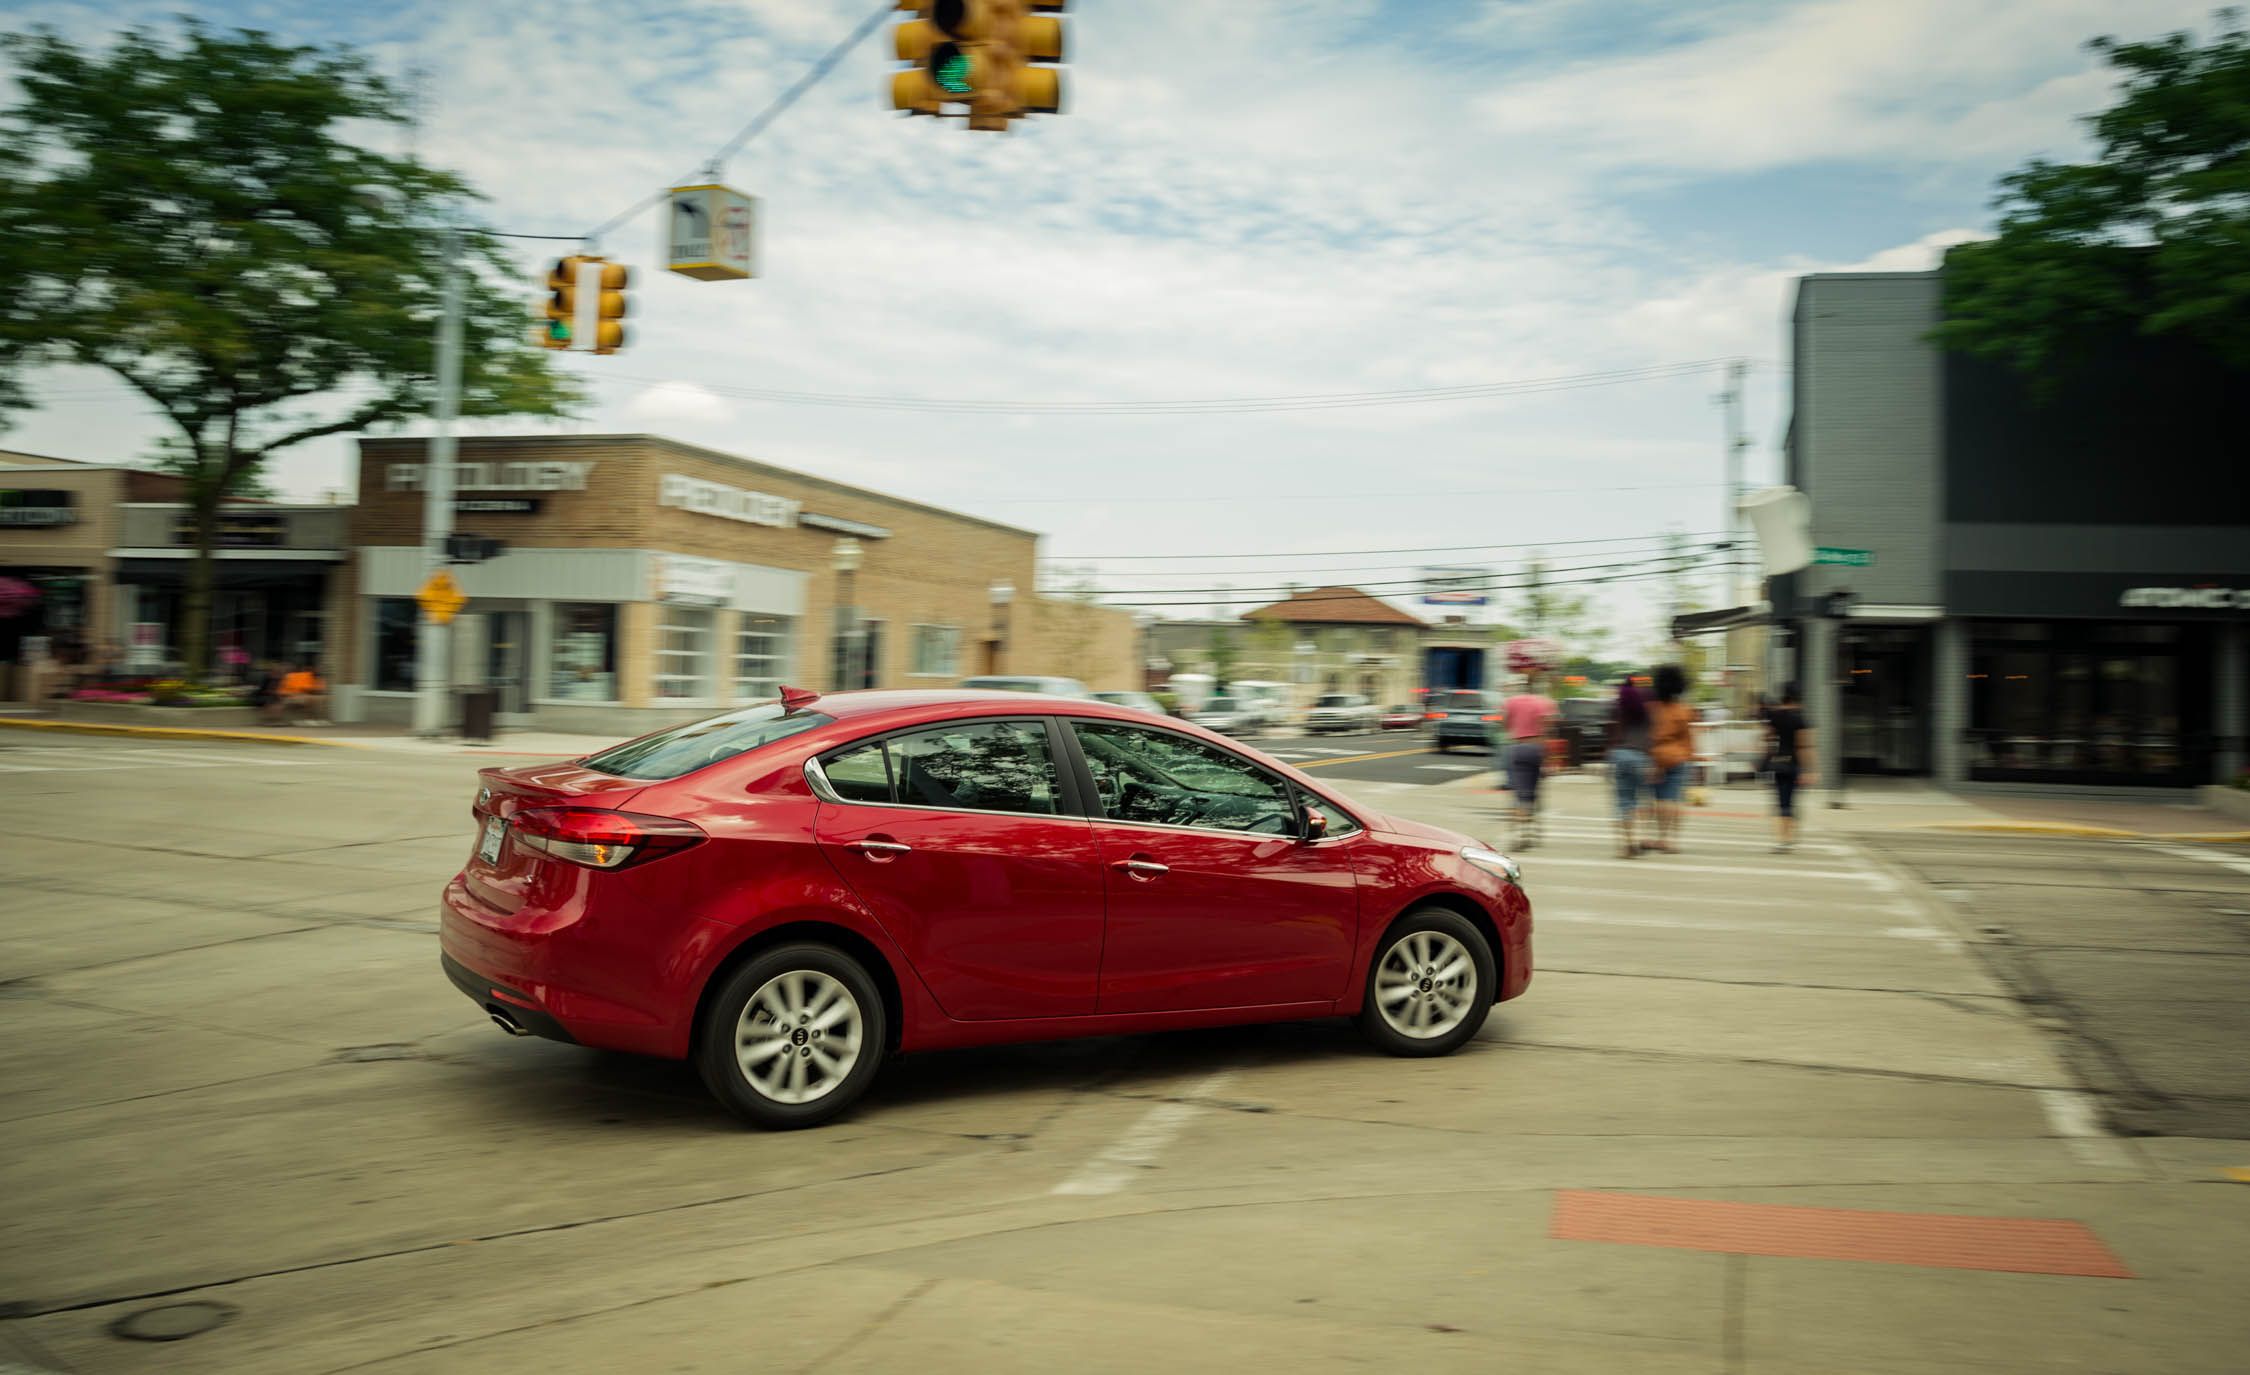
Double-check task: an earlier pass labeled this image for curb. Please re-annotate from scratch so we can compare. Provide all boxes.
[1901,820,2250,844]
[0,717,361,749]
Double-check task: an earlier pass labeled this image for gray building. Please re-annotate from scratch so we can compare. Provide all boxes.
[1776,270,2247,791]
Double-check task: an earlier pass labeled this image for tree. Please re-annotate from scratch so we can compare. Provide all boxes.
[1204,627,1239,685]
[1514,554,1606,660]
[0,23,578,678]
[1935,16,2250,387]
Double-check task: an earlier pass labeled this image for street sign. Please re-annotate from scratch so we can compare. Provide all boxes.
[417,569,467,625]
[667,184,758,281]
[1813,547,1874,567]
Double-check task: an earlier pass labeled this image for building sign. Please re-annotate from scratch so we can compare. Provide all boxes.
[667,184,759,281]
[0,489,77,527]
[1814,546,1875,567]
[1420,566,1492,606]
[386,461,594,493]
[2119,585,2248,610]
[454,498,542,515]
[655,553,734,606]
[659,473,800,529]
[172,511,288,547]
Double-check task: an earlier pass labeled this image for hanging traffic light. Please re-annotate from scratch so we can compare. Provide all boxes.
[889,0,1066,128]
[534,256,629,354]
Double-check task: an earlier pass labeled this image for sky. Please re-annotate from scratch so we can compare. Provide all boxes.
[0,0,2215,653]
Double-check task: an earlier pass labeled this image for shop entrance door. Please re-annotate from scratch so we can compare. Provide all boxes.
[485,611,529,716]
[1838,625,1932,775]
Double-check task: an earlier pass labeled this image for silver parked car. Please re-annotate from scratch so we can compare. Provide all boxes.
[958,675,1092,697]
[1305,692,1380,734]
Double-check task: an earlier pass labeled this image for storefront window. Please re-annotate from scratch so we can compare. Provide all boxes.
[548,603,617,702]
[656,605,716,701]
[1966,620,2209,785]
[374,598,419,691]
[910,624,961,677]
[734,614,792,701]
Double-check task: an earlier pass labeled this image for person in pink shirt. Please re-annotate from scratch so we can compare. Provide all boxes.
[1494,675,1560,848]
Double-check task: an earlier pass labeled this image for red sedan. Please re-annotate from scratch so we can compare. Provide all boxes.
[441,689,1532,1128]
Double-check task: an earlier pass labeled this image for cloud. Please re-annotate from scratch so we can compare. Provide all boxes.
[621,379,734,425]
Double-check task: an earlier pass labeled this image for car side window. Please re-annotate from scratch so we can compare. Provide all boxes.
[1071,721,1296,835]
[887,720,1060,816]
[1294,785,1362,837]
[822,740,893,803]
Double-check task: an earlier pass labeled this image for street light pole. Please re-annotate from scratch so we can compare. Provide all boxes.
[412,224,465,737]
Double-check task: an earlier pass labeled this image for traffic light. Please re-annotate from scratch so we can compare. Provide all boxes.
[535,256,630,354]
[890,0,1066,128]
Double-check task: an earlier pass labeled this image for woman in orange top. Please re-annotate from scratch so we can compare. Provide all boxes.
[275,661,328,726]
[1645,663,1696,853]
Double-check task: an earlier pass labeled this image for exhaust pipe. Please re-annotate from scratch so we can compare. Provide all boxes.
[486,1005,531,1037]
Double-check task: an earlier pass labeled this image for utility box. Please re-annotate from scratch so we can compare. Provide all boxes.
[456,687,497,742]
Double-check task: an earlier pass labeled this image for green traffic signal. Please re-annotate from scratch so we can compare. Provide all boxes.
[931,44,972,96]
[547,319,571,344]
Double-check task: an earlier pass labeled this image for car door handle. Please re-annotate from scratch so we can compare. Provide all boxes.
[1113,858,1168,877]
[847,839,912,857]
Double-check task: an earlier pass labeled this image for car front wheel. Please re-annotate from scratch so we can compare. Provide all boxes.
[698,943,887,1129]
[1356,908,1495,1056]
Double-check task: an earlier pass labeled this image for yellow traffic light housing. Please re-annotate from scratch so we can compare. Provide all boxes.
[890,0,1065,127]
[534,256,628,354]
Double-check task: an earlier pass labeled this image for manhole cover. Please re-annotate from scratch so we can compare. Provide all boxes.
[109,1300,237,1342]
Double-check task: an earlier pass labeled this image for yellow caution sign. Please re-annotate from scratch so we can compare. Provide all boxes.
[417,569,467,625]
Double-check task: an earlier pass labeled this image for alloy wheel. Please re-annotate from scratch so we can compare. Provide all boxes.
[1374,929,1477,1039]
[734,970,863,1104]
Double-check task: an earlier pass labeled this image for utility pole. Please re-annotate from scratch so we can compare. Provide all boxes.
[413,224,466,736]
[1718,357,1753,711]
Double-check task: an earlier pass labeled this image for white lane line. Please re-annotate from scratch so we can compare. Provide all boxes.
[1520,884,1919,914]
[2145,843,2250,878]
[1520,855,1884,883]
[1419,764,1483,773]
[1282,747,1361,756]
[1052,1069,1237,1197]
[2037,1088,2138,1171]
[1540,911,1948,938]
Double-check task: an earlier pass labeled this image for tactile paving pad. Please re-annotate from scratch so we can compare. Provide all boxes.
[1550,1190,2133,1278]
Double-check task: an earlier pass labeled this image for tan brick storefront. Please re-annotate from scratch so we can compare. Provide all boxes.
[342,434,1136,731]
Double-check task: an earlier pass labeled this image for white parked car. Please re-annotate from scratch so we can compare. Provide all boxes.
[1304,692,1380,734]
[1185,694,1259,735]
[1088,689,1167,715]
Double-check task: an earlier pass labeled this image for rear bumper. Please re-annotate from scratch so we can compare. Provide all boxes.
[441,952,577,1044]
[1435,722,1491,748]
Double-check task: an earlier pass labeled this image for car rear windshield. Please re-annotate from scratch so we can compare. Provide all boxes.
[1441,691,1487,713]
[1315,694,1352,707]
[582,705,833,780]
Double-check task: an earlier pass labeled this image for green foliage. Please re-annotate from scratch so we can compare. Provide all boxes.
[1935,16,2250,386]
[0,21,579,675]
[1204,627,1238,685]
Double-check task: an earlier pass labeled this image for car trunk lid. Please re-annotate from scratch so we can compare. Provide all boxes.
[465,762,647,912]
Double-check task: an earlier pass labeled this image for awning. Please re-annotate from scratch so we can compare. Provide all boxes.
[1670,603,1769,638]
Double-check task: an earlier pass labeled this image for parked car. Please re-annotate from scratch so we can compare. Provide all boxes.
[1557,695,1611,767]
[1088,689,1167,715]
[1231,680,1292,729]
[1185,693,1259,735]
[1428,689,1496,752]
[958,675,1091,697]
[1305,692,1380,734]
[1380,704,1422,731]
[442,688,1533,1128]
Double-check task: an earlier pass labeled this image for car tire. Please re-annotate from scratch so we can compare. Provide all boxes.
[698,942,888,1130]
[1356,907,1496,1057]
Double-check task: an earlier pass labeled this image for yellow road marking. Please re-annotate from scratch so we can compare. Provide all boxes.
[1292,744,1439,769]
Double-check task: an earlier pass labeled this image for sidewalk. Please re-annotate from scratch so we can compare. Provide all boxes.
[0,709,617,757]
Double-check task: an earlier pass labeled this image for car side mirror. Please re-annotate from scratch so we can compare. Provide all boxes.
[1302,806,1329,842]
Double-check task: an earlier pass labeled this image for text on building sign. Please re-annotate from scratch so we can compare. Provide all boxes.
[2119,586,2246,610]
[387,461,594,492]
[659,473,800,528]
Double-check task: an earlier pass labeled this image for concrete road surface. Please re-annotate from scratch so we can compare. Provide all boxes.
[3,735,2248,1374]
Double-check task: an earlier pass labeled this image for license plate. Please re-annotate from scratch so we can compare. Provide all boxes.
[477,816,507,864]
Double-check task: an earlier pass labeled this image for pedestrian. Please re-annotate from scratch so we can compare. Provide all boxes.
[274,660,328,725]
[1645,663,1696,854]
[1607,674,1652,858]
[1765,680,1816,853]
[1496,671,1560,848]
[251,660,286,723]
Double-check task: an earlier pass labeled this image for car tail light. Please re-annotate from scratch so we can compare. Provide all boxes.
[1423,712,1442,720]
[510,807,706,870]
[1482,713,1505,722]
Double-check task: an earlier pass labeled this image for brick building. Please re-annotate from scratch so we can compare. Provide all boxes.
[338,434,1138,731]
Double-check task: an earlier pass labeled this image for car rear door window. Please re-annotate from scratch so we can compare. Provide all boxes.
[1071,721,1296,835]
[821,740,894,803]
[887,720,1061,815]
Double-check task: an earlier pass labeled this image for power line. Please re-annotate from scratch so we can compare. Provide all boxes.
[592,358,1745,417]
[1057,545,1728,601]
[1089,559,1709,610]
[1047,531,1730,562]
[584,0,896,244]
[1039,540,1731,587]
